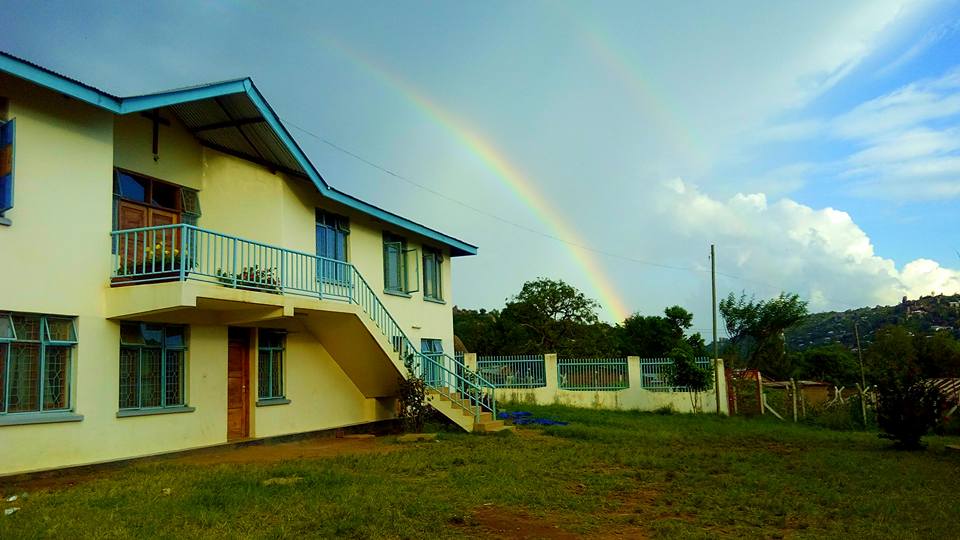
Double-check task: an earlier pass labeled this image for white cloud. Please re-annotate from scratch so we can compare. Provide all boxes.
[834,67,960,139]
[654,179,960,311]
[878,19,960,75]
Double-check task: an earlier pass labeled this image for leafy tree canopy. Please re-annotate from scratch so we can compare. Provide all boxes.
[720,291,808,378]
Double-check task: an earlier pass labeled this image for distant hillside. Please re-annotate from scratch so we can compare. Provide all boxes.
[786,294,960,351]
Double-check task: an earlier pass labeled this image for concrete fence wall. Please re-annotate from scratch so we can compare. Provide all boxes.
[465,354,729,415]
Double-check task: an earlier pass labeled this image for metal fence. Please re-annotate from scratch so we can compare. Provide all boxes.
[557,358,629,391]
[476,355,546,388]
[639,357,713,392]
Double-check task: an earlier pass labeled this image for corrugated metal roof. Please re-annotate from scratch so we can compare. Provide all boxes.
[168,97,306,176]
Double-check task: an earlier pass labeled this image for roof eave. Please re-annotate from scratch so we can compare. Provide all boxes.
[0,51,479,256]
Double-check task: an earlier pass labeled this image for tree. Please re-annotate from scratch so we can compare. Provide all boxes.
[620,306,699,357]
[667,342,712,413]
[868,326,946,449]
[452,307,504,354]
[916,331,960,378]
[792,343,860,386]
[498,278,604,355]
[719,292,808,379]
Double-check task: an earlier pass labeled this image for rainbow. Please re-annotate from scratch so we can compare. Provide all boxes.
[318,38,632,322]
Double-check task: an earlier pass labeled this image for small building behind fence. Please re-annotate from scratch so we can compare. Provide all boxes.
[463,354,728,414]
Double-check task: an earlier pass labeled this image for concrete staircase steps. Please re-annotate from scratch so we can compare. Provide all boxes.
[424,389,509,433]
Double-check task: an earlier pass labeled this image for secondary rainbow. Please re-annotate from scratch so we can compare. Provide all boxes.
[319,38,632,322]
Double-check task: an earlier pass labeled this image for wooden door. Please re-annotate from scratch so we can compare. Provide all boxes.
[227,328,250,441]
[117,202,181,269]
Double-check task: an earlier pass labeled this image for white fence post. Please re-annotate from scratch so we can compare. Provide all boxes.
[544,353,559,393]
[463,352,477,373]
[714,358,729,415]
[627,356,642,390]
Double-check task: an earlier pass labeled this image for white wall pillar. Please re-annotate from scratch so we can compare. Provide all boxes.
[544,353,559,393]
[463,352,477,373]
[627,356,642,391]
[714,358,729,415]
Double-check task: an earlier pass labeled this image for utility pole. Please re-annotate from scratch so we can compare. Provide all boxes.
[711,244,721,414]
[854,322,868,428]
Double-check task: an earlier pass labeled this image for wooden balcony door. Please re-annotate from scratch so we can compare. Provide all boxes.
[227,328,251,441]
[117,201,180,270]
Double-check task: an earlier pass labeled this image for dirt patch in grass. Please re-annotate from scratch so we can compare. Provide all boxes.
[459,505,581,539]
[459,503,652,539]
[172,436,398,466]
[2,435,399,493]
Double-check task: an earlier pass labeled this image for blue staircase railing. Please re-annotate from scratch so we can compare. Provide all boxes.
[110,224,497,424]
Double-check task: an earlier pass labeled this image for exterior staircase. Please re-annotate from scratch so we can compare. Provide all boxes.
[108,223,502,432]
[425,387,512,433]
[344,258,502,433]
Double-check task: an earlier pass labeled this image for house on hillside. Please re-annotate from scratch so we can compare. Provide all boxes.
[0,52,505,477]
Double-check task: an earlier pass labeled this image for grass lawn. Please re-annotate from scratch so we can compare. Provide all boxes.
[2,404,959,539]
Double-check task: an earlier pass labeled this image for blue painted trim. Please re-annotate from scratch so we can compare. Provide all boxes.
[242,82,476,257]
[0,51,478,256]
[116,406,195,418]
[255,398,291,407]
[0,53,121,111]
[0,412,84,426]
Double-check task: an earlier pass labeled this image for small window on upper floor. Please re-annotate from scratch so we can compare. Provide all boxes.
[1,98,16,225]
[383,233,420,296]
[422,248,443,302]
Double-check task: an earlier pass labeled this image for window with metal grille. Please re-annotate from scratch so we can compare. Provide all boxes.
[422,248,443,301]
[118,323,187,410]
[0,313,77,415]
[258,330,285,400]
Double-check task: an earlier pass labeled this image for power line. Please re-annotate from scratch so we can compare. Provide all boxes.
[283,119,868,311]
[285,118,711,275]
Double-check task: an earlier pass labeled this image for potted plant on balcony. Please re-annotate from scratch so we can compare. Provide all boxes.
[112,244,189,286]
[215,265,281,294]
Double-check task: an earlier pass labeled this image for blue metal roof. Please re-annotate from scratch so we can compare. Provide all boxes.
[0,51,478,256]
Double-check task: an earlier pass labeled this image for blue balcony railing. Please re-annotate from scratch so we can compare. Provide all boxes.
[110,223,497,422]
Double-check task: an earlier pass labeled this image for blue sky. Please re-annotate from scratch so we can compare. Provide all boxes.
[4,0,960,328]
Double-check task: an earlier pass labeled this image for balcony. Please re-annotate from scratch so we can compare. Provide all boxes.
[111,224,355,301]
[106,224,412,396]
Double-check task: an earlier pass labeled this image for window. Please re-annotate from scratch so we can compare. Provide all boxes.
[383,233,405,293]
[119,323,187,410]
[0,116,15,224]
[383,233,419,295]
[316,210,349,285]
[258,330,285,401]
[421,339,444,385]
[1,313,77,415]
[423,248,443,302]
[112,169,200,229]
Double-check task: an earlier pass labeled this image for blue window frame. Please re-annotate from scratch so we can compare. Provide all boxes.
[1,313,77,415]
[383,233,406,293]
[258,330,285,400]
[421,338,443,385]
[316,210,349,284]
[119,323,187,410]
[0,118,15,222]
[422,248,443,302]
[383,233,419,295]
